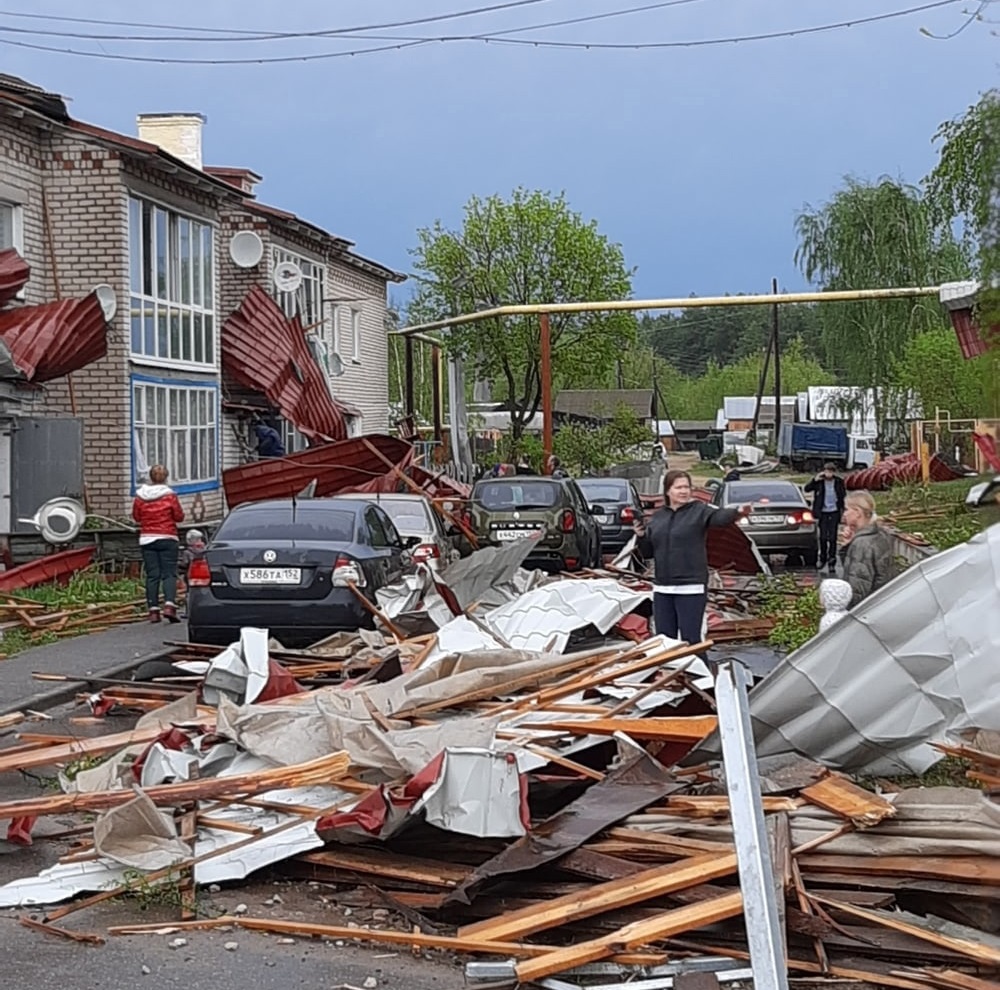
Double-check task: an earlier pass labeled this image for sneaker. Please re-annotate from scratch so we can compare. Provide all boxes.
[148,608,162,624]
[162,602,180,623]
[828,562,836,574]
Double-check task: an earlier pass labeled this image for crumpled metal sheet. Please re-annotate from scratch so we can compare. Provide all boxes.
[444,749,682,905]
[429,577,650,660]
[93,788,191,870]
[694,522,1000,775]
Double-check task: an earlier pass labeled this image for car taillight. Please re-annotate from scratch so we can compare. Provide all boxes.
[188,558,211,587]
[801,510,815,523]
[412,543,440,563]
[620,506,635,524]
[786,511,815,526]
[560,509,577,533]
[333,554,366,588]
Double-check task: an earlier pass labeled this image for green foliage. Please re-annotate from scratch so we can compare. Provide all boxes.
[795,176,969,435]
[409,188,637,437]
[874,479,995,550]
[756,574,822,652]
[897,325,995,419]
[924,91,1000,317]
[18,570,143,608]
[63,755,109,782]
[657,339,834,421]
[0,627,56,658]
[114,866,187,912]
[553,405,654,475]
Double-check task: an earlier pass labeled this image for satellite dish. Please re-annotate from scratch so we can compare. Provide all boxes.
[273,260,303,293]
[229,230,264,269]
[92,284,117,321]
[19,497,87,544]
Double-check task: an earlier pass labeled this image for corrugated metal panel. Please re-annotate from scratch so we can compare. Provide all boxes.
[222,285,349,443]
[222,433,413,509]
[0,292,108,382]
[0,248,30,307]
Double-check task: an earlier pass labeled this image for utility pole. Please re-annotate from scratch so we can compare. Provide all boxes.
[540,312,553,473]
[750,321,773,443]
[404,335,415,423]
[772,277,781,443]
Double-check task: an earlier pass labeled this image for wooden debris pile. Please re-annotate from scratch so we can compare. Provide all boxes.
[0,593,146,656]
[2,626,999,990]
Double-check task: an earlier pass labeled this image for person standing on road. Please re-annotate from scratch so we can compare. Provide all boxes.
[132,465,185,624]
[804,462,846,574]
[840,490,894,607]
[634,469,751,648]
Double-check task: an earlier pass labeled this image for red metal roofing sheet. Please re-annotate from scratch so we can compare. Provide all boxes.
[0,292,108,382]
[222,434,414,509]
[222,285,350,443]
[0,248,30,307]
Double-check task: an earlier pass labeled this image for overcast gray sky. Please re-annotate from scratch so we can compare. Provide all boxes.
[2,1,996,298]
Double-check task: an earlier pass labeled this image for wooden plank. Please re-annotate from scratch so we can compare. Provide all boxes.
[643,795,802,817]
[460,851,738,943]
[556,848,647,882]
[298,848,471,888]
[527,715,718,743]
[800,772,897,828]
[0,724,184,774]
[798,855,1000,886]
[810,896,1000,966]
[605,827,735,855]
[514,890,745,983]
[896,969,1000,990]
[107,915,669,966]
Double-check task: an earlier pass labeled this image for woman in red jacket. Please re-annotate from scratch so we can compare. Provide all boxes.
[132,464,185,623]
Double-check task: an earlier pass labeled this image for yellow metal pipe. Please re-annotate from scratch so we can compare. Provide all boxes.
[392,285,943,337]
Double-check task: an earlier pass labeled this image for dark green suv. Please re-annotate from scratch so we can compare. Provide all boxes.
[467,475,603,572]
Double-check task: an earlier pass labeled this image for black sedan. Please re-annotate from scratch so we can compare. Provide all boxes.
[711,479,818,565]
[187,498,407,647]
[576,477,645,555]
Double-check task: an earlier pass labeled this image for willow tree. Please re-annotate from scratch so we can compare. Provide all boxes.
[795,177,968,439]
[409,189,637,439]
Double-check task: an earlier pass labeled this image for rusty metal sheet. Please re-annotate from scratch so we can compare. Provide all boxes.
[444,750,682,905]
[0,248,30,308]
[845,452,966,492]
[222,285,348,442]
[221,433,414,508]
[0,292,108,382]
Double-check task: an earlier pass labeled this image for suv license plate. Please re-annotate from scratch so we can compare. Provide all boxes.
[241,567,301,585]
[494,529,535,542]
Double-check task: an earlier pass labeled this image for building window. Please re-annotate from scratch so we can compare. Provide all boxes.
[0,200,23,252]
[335,306,362,363]
[128,196,215,367]
[272,247,326,329]
[132,378,218,490]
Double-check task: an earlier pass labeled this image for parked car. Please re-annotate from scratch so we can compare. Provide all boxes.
[333,493,461,571]
[187,498,408,647]
[711,479,817,565]
[576,477,645,555]
[466,475,602,572]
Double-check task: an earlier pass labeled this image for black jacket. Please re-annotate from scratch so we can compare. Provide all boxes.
[803,475,846,514]
[637,501,740,586]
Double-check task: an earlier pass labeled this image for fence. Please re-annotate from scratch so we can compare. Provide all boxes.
[915,416,1000,474]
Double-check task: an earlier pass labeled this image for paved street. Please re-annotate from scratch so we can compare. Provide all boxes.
[0,619,186,716]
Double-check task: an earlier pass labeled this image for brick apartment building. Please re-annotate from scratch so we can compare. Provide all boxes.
[0,74,404,529]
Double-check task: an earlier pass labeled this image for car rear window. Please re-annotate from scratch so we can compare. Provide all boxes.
[474,480,560,510]
[725,483,804,505]
[378,500,433,535]
[216,507,357,543]
[578,480,628,502]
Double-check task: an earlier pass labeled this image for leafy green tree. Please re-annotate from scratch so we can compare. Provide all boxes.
[795,176,969,435]
[553,404,654,475]
[409,189,637,438]
[898,326,996,420]
[924,91,1000,315]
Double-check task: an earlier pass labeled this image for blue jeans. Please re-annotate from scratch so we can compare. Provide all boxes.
[653,592,707,648]
[141,539,179,610]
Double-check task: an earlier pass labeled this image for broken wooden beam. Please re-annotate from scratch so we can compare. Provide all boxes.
[800,771,897,828]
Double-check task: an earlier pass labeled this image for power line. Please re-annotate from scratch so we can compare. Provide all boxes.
[0,0,967,64]
[0,0,555,41]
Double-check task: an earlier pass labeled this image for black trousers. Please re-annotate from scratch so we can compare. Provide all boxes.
[653,592,707,647]
[817,511,841,566]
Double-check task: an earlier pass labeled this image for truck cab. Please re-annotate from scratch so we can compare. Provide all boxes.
[848,435,877,470]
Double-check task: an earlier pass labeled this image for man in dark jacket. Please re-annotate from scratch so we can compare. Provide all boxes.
[254,420,286,459]
[804,462,846,574]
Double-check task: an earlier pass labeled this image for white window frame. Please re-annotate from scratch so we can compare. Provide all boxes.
[128,195,216,370]
[0,199,23,253]
[132,377,219,490]
[335,305,362,364]
[271,246,326,330]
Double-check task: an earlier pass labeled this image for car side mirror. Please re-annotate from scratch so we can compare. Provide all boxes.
[589,504,604,515]
[705,478,721,492]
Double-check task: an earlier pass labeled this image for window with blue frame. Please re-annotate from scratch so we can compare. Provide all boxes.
[128,196,215,367]
[132,378,218,488]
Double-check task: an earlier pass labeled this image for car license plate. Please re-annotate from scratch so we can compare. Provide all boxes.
[240,567,301,585]
[494,529,536,542]
[752,515,784,525]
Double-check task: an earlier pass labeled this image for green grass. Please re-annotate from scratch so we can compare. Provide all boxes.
[860,755,977,792]
[16,569,144,608]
